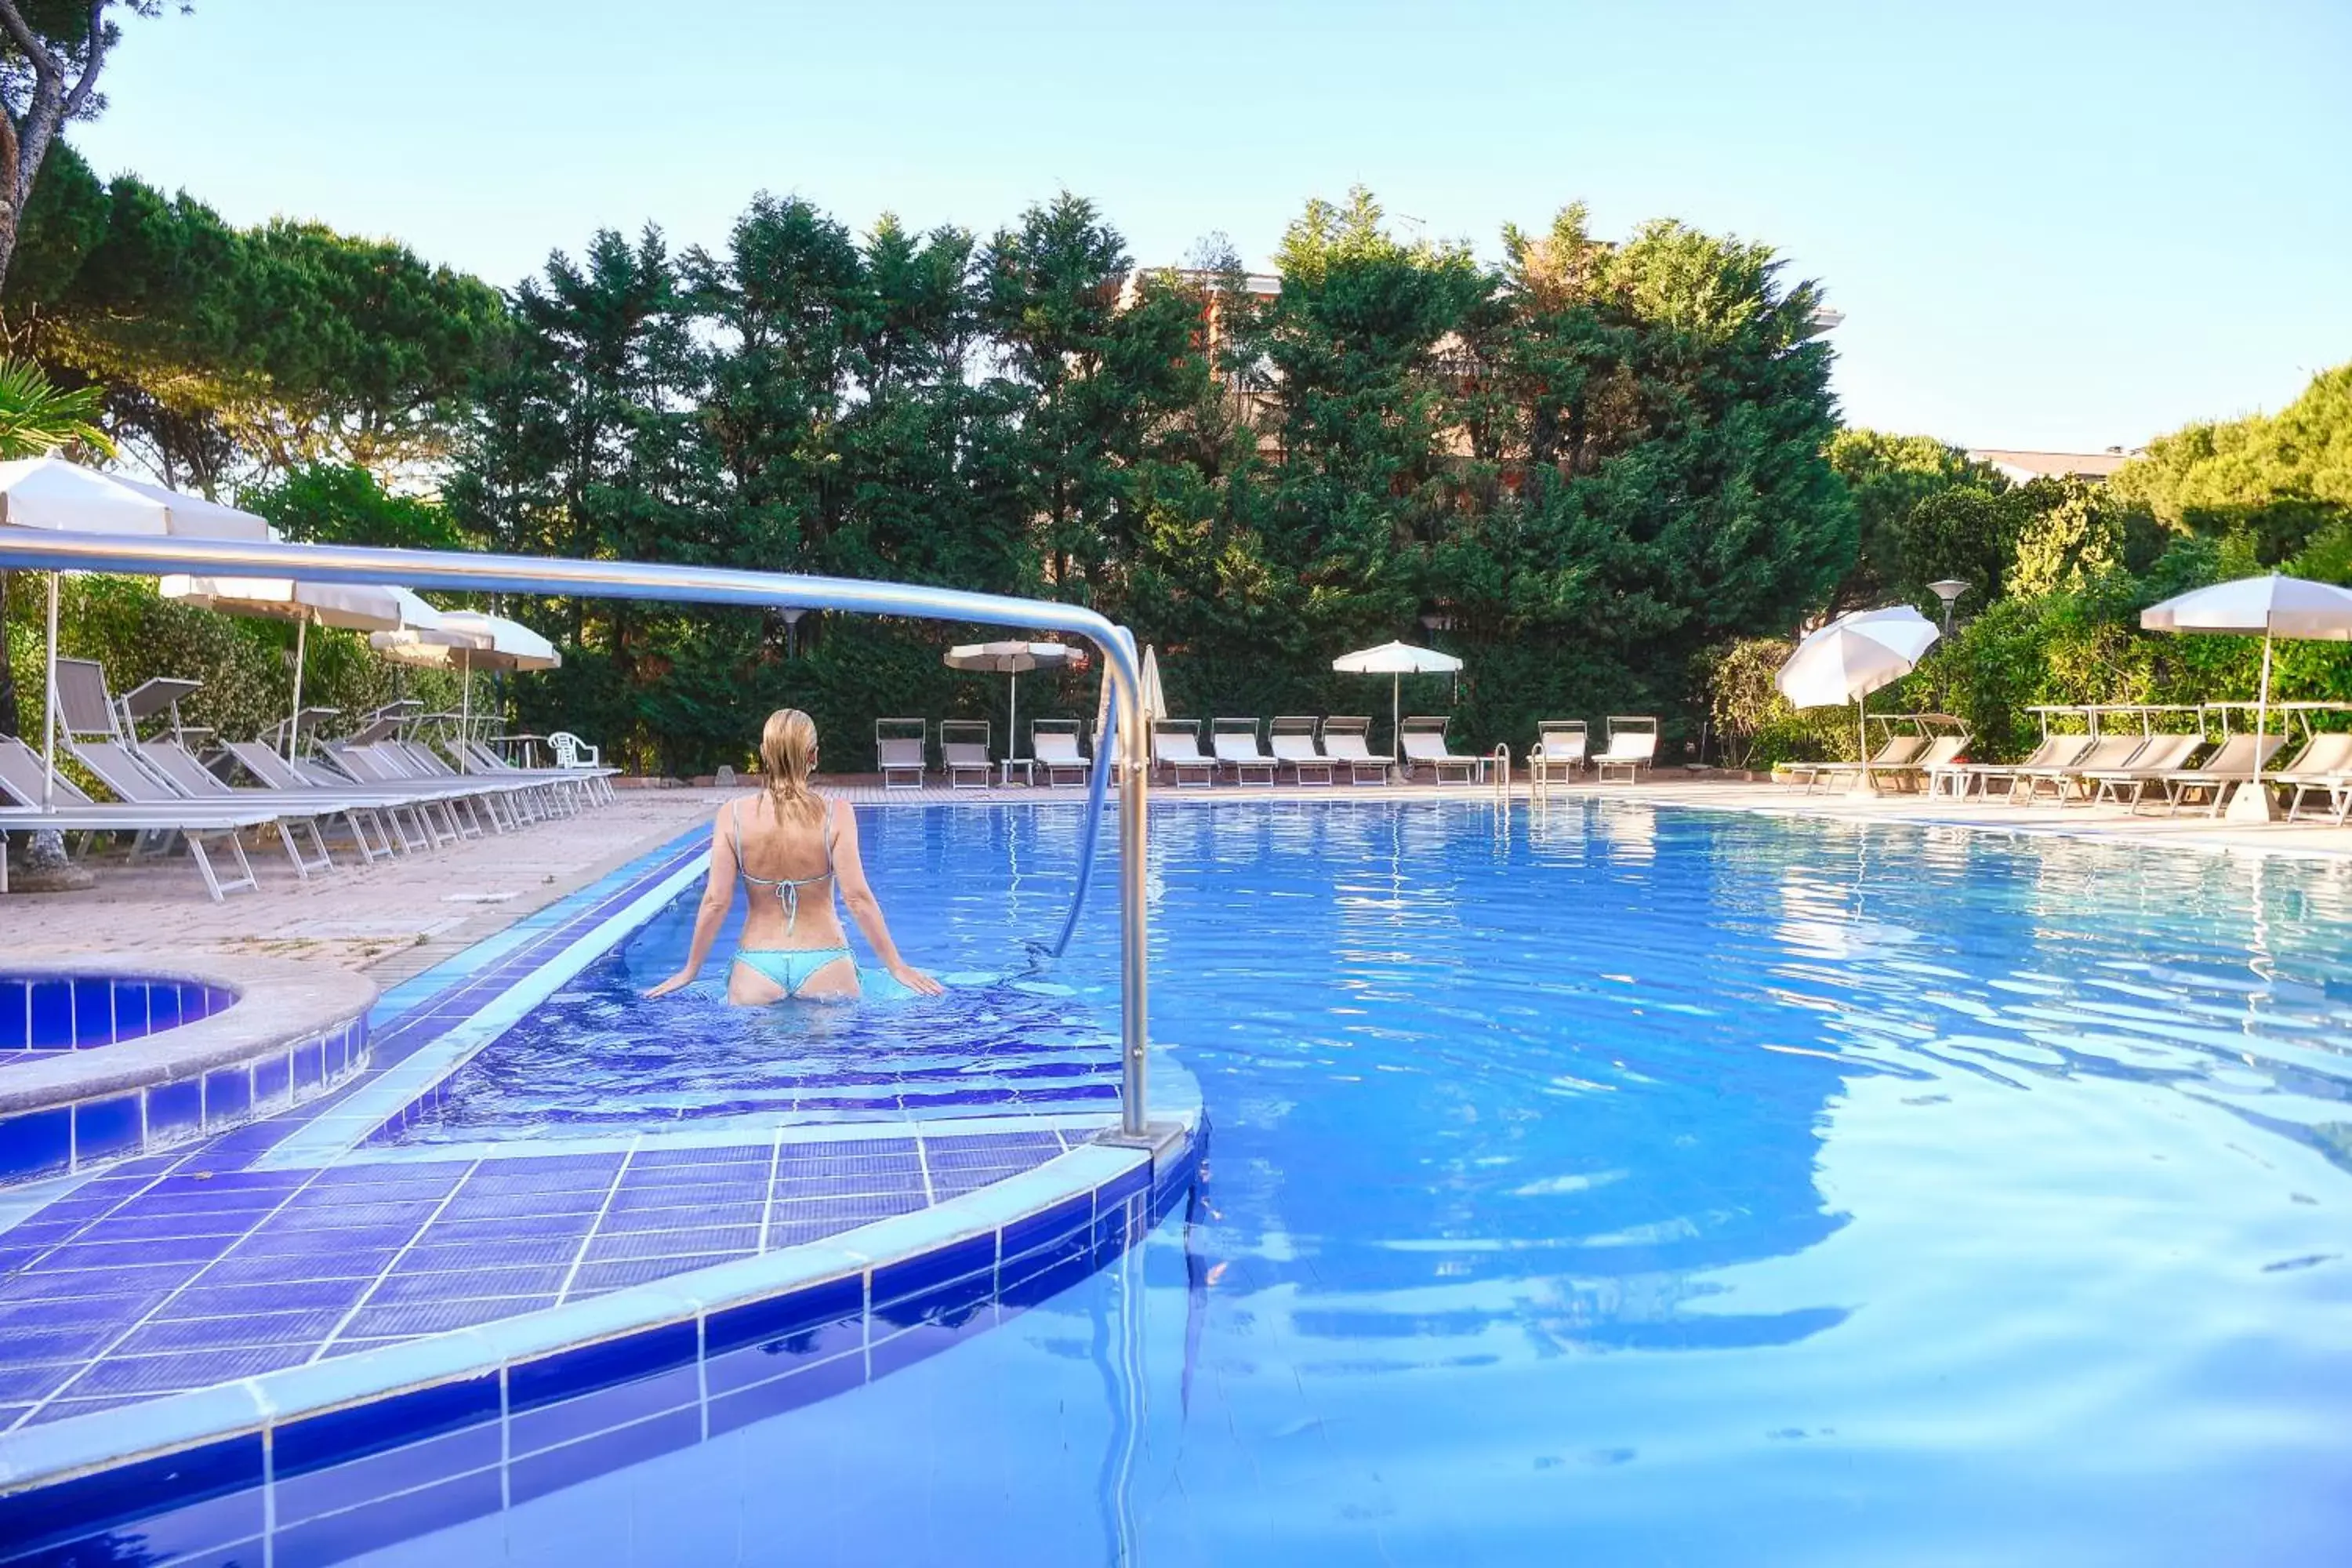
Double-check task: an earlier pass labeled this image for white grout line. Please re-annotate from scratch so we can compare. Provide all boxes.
[556,1136,641,1304]
[755,1127,784,1253]
[307,1156,487,1361]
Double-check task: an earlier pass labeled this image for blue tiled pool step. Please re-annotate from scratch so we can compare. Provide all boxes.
[0,1127,1203,1566]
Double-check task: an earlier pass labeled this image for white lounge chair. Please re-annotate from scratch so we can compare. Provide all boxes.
[1319,717,1392,786]
[2140,732,2286,816]
[876,719,926,789]
[1398,716,1480,784]
[939,720,993,789]
[2077,732,2207,810]
[1592,717,1657,783]
[2006,732,2148,805]
[1269,717,1334,786]
[1930,733,2089,798]
[2278,732,2352,825]
[1032,720,1090,787]
[1793,733,1925,794]
[0,735,270,901]
[1152,720,1217,787]
[1211,719,1278,786]
[1528,720,1587,784]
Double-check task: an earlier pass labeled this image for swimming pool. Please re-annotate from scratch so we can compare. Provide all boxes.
[82,798,2352,1563]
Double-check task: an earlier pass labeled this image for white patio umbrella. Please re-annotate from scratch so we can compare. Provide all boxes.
[944,640,1087,760]
[0,457,267,804]
[371,612,558,771]
[1332,641,1464,755]
[1138,645,1166,726]
[2140,573,2352,822]
[1776,606,1941,793]
[162,575,444,757]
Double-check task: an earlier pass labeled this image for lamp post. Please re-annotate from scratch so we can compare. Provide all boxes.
[1929,579,1970,634]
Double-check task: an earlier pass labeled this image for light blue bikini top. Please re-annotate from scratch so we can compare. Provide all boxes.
[731,797,837,938]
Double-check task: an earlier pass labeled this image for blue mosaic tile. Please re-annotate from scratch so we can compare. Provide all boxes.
[146,1081,205,1149]
[419,1213,594,1247]
[68,1094,142,1167]
[581,1225,759,1264]
[307,1159,472,1187]
[273,1466,503,1568]
[271,1199,443,1232]
[78,1208,264,1243]
[508,1323,698,1436]
[0,1433,262,1565]
[37,1233,237,1272]
[367,1264,570,1304]
[292,1040,324,1093]
[0,1263,194,1305]
[872,1232,995,1308]
[252,1053,292,1109]
[705,1273,864,1363]
[510,1404,702,1507]
[0,1361,84,1403]
[397,1236,581,1272]
[114,1308,346,1356]
[65,1343,310,1397]
[437,1189,606,1222]
[202,1249,401,1287]
[159,1279,372,1319]
[455,1158,621,1193]
[566,1255,731,1296]
[598,1200,764,1234]
[627,1143,770,1170]
[338,1295,560,1339]
[283,1176,458,1206]
[229,1221,418,1258]
[26,980,71,1049]
[708,1343,866,1436]
[143,1171,300,1200]
[1000,1191,1094,1261]
[276,1396,501,1521]
[607,1179,764,1212]
[0,1107,71,1185]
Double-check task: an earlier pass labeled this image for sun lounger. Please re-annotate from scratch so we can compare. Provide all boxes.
[1592,717,1657,783]
[1931,734,2089,798]
[939,720,993,789]
[1794,733,1926,794]
[1211,719,1278,786]
[2074,732,2206,810]
[1867,734,1970,793]
[1031,720,1091,787]
[2005,733,2149,804]
[2139,733,2286,816]
[0,736,270,900]
[875,720,926,789]
[1319,717,1392,786]
[1269,717,1334,786]
[2280,733,2352,825]
[1399,717,1481,784]
[1152,720,1217,787]
[1528,720,1587,785]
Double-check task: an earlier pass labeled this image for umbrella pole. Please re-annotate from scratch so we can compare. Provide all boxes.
[1009,669,1019,764]
[459,665,473,775]
[286,617,308,761]
[2228,630,2278,822]
[41,572,59,807]
[1392,672,1400,771]
[1848,694,1873,799]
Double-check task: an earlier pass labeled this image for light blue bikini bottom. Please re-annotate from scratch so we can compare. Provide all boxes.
[732,947,855,997]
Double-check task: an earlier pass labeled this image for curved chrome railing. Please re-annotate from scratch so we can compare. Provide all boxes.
[0,531,1161,1139]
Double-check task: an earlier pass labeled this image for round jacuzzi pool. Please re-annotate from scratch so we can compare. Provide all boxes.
[0,959,376,1184]
[1,971,238,1058]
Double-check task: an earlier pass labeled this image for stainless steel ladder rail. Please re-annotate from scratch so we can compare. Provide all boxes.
[0,530,1163,1142]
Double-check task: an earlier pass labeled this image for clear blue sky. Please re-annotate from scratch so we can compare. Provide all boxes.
[73,0,2352,452]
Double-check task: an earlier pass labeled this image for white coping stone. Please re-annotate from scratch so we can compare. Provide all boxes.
[0,956,376,1114]
[0,1060,1203,1493]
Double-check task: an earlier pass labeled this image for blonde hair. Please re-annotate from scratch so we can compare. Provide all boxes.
[757,709,824,826]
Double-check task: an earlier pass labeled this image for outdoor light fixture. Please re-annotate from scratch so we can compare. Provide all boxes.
[1929,579,1971,633]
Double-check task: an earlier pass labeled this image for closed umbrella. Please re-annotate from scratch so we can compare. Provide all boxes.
[944,640,1087,762]
[162,575,443,757]
[2140,574,2352,822]
[371,612,558,771]
[0,457,266,804]
[1332,641,1464,757]
[1776,606,1941,794]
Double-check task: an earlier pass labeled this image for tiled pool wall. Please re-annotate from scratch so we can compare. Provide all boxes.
[0,975,238,1058]
[0,1014,372,1187]
[0,1127,1205,1566]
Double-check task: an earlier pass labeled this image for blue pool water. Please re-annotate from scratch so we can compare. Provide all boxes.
[387,800,2349,1563]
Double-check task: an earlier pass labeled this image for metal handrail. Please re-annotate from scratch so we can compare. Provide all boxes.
[0,530,1160,1141]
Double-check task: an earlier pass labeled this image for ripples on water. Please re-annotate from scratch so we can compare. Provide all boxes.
[389,800,2352,1565]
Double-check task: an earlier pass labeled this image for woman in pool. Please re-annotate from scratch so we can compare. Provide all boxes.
[644,709,942,1004]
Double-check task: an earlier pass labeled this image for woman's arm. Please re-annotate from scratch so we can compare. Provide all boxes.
[644,804,739,996]
[829,798,945,995]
